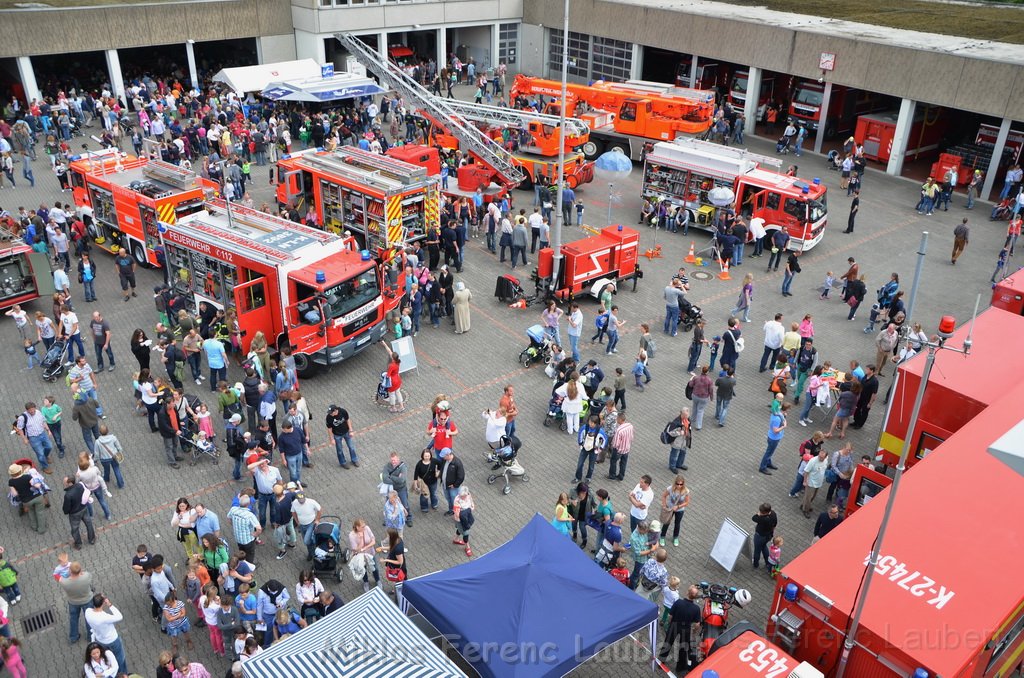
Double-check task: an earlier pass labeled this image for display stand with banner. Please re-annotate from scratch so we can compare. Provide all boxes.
[391,336,417,375]
[706,517,752,572]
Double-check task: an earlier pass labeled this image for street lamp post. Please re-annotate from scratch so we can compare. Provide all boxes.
[550,0,570,286]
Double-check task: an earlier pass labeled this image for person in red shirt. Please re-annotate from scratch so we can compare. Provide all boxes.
[1006,216,1021,256]
[382,343,404,413]
[427,402,458,457]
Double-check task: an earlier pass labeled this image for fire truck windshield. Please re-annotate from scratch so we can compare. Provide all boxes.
[793,87,823,107]
[731,76,747,95]
[323,273,380,320]
[808,196,827,222]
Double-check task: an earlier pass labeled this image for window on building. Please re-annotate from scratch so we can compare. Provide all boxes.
[591,36,632,82]
[549,29,588,78]
[498,23,518,67]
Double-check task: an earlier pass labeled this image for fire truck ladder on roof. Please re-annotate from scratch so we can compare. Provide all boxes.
[335,32,526,188]
[143,160,200,190]
[670,137,784,172]
[439,98,590,138]
[302,148,427,190]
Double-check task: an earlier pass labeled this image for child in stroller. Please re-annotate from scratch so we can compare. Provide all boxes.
[776,135,793,154]
[311,516,346,582]
[177,395,220,466]
[518,324,554,368]
[484,434,528,495]
[41,337,69,382]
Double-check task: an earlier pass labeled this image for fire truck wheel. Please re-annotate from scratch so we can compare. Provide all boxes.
[565,175,578,190]
[292,352,318,377]
[130,241,148,268]
[581,140,604,161]
[607,142,629,158]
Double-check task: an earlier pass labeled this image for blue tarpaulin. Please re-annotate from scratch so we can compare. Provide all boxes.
[261,74,385,103]
[400,514,659,678]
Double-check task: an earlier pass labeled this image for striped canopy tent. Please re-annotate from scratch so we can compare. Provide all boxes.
[241,587,466,678]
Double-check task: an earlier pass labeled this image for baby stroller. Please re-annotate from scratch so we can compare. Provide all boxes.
[495,274,535,305]
[990,198,1014,221]
[178,394,220,466]
[826,150,842,171]
[373,372,391,407]
[519,324,554,368]
[776,135,793,154]
[311,516,347,582]
[485,435,528,495]
[543,392,592,431]
[41,338,69,382]
[678,298,703,333]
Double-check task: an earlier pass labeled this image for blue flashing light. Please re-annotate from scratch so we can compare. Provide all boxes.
[784,583,799,601]
[813,177,821,185]
[913,670,929,678]
[802,186,809,194]
[617,224,623,231]
[315,270,326,284]
[360,249,372,261]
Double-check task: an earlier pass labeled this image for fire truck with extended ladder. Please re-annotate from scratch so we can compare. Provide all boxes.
[0,217,54,309]
[769,375,1024,678]
[509,75,717,161]
[276,146,440,252]
[336,32,594,192]
[159,199,398,375]
[642,139,829,251]
[69,149,218,267]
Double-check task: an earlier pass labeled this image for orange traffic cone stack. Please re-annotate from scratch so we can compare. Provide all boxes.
[684,241,696,263]
[509,299,527,309]
[718,260,731,281]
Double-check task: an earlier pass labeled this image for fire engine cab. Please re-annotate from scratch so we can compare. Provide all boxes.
[694,628,823,678]
[770,378,1024,678]
[160,200,397,374]
[643,139,829,251]
[69,150,217,267]
[0,218,54,309]
[276,147,440,252]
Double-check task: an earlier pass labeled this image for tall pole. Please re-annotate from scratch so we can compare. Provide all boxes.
[904,231,928,324]
[551,0,569,284]
[606,182,613,227]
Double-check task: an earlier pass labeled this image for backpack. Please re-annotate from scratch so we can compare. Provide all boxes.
[646,337,657,359]
[580,429,599,452]
[660,420,677,445]
[0,561,16,587]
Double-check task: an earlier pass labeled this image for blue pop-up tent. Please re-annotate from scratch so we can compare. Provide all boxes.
[400,514,659,678]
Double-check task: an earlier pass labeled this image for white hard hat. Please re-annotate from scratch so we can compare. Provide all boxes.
[734,588,752,608]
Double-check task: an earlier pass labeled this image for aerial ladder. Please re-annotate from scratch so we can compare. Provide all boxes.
[336,32,527,189]
[439,98,591,156]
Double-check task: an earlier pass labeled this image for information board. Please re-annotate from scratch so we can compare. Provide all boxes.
[391,336,417,375]
[708,518,751,572]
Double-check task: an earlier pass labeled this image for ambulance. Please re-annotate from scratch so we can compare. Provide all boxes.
[69,149,218,266]
[160,200,398,374]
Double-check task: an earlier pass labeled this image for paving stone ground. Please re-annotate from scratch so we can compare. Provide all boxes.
[0,115,1004,677]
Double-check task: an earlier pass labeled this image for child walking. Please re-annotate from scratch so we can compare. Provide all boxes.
[0,553,19,604]
[613,367,627,410]
[23,339,39,370]
[632,351,647,391]
[767,536,784,577]
[661,576,681,629]
[819,271,834,300]
[0,637,27,678]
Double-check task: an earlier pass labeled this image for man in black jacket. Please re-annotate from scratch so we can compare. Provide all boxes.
[439,448,464,516]
[813,504,843,542]
[162,336,184,389]
[156,399,183,469]
[751,502,778,569]
[659,584,702,673]
[62,476,95,549]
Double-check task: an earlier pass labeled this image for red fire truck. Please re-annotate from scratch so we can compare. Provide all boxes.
[535,224,640,301]
[643,139,829,251]
[788,80,888,138]
[843,305,1024,516]
[160,200,398,375]
[69,150,218,267]
[0,219,54,309]
[991,269,1024,315]
[691,628,823,678]
[769,378,1024,678]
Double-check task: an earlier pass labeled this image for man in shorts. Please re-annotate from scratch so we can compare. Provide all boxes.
[114,247,137,302]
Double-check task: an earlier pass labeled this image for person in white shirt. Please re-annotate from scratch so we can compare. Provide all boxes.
[83,594,128,673]
[760,313,786,373]
[482,407,508,447]
[628,475,654,532]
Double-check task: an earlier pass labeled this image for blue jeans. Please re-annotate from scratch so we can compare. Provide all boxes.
[285,454,302,484]
[799,394,815,422]
[86,490,112,520]
[753,533,771,568]
[429,302,441,327]
[609,449,628,479]
[419,482,439,511]
[65,333,85,360]
[606,331,619,353]
[1001,180,1013,200]
[687,343,702,372]
[692,396,709,429]
[80,425,99,454]
[68,602,88,642]
[445,486,459,512]
[333,432,357,465]
[568,333,580,361]
[733,243,745,266]
[919,196,934,214]
[187,353,201,381]
[505,419,517,438]
[256,492,272,527]
[395,487,412,524]
[668,446,687,471]
[28,433,53,470]
[80,387,103,417]
[543,325,561,348]
[94,343,115,370]
[232,454,244,480]
[83,280,96,301]
[102,634,128,675]
[299,521,316,558]
[100,458,125,488]
[716,398,731,424]
[789,468,805,496]
[782,271,795,295]
[574,449,596,481]
[664,305,679,335]
[759,437,781,471]
[50,421,65,456]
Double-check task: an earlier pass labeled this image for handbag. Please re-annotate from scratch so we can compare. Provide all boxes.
[847,296,858,307]
[684,381,694,400]
[385,564,406,583]
[377,482,392,496]
[769,375,788,396]
[825,468,840,484]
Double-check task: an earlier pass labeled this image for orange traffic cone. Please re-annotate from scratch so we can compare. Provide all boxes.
[509,299,527,309]
[718,259,731,281]
[684,241,696,263]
